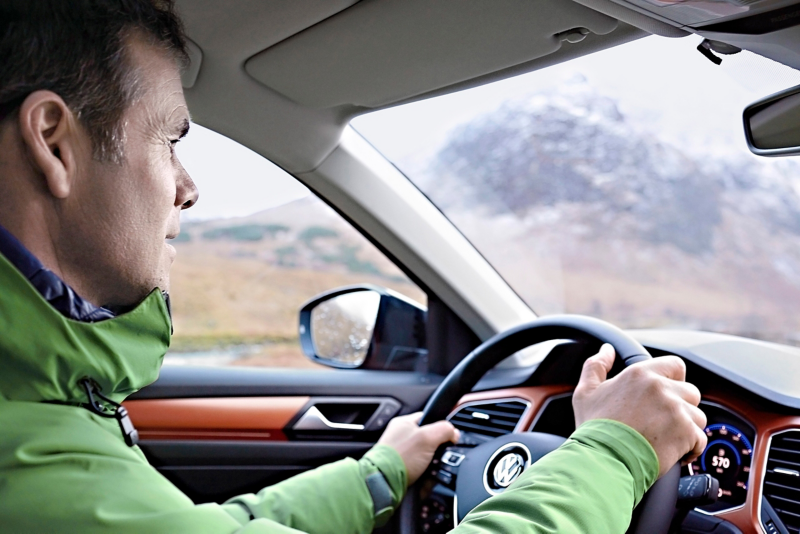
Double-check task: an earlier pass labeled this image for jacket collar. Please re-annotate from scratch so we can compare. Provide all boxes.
[0,224,116,322]
[0,247,171,404]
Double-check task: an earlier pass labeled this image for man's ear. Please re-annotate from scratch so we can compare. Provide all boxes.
[17,90,84,199]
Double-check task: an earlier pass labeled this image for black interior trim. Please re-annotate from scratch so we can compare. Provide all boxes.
[143,440,374,468]
[132,367,442,411]
[697,4,800,35]
[426,293,481,375]
[142,440,374,504]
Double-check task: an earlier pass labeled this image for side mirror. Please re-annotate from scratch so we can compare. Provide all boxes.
[299,285,427,371]
[744,84,800,157]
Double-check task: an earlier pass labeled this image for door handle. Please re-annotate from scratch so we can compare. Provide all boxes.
[293,406,366,431]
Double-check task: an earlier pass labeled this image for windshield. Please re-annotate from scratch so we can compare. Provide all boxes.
[353,35,800,345]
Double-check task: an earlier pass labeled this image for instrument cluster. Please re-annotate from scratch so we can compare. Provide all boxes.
[686,402,756,513]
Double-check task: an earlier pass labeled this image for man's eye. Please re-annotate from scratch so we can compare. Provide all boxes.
[168,139,180,152]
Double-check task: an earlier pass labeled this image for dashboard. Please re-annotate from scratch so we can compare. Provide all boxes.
[419,332,800,534]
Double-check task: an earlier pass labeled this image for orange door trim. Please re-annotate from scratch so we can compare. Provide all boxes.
[124,396,310,441]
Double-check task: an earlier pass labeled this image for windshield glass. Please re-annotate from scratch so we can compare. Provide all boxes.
[353,35,800,345]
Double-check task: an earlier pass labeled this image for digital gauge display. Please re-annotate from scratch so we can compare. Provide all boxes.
[689,423,753,512]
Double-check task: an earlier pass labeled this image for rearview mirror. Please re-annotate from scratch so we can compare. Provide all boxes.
[299,285,427,370]
[744,84,800,157]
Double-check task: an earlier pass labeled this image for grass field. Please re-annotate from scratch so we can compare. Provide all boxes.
[166,203,426,369]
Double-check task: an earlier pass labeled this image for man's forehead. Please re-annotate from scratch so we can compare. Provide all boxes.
[126,34,188,124]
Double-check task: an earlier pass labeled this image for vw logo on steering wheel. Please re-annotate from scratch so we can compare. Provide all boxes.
[493,452,525,487]
[483,442,532,495]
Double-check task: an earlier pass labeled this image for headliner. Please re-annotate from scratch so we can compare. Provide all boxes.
[175,0,651,173]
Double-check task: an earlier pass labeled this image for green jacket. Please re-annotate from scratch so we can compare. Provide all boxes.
[0,250,658,533]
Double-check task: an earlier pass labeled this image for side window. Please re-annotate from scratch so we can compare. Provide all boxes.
[166,124,425,368]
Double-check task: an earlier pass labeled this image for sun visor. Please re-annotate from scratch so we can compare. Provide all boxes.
[244,0,618,109]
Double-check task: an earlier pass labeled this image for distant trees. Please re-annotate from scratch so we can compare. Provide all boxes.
[201,224,290,242]
[298,226,339,244]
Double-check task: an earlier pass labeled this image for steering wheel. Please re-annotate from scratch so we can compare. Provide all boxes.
[419,314,680,534]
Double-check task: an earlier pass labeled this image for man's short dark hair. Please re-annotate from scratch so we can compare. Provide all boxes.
[0,0,188,163]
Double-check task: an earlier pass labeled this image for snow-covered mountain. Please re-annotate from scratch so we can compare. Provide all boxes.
[410,79,800,342]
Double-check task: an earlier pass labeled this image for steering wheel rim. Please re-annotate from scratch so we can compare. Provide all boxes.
[419,314,677,534]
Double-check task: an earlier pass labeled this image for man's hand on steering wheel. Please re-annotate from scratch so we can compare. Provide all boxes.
[381,343,708,488]
[378,413,460,486]
[573,344,708,478]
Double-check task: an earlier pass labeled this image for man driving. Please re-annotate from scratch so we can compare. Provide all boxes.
[0,1,707,533]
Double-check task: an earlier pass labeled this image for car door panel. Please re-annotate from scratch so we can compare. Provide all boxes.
[126,367,443,507]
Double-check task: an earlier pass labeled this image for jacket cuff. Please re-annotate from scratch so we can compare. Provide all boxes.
[359,444,408,527]
[570,419,659,506]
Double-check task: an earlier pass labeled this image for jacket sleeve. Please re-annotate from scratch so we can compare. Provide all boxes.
[0,403,408,534]
[453,419,659,534]
[221,443,408,534]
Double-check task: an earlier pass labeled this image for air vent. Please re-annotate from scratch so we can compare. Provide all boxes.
[448,399,529,438]
[764,430,800,533]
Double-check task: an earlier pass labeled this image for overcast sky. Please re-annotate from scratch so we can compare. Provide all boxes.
[175,123,309,220]
[178,34,800,221]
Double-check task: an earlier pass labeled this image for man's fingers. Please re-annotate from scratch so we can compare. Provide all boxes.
[640,355,687,382]
[420,420,460,447]
[577,344,615,392]
[402,412,460,445]
[685,423,709,464]
[678,405,708,465]
[673,381,702,406]
[687,404,707,431]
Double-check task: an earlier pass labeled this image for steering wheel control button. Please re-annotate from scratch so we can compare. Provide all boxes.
[420,498,452,534]
[483,443,532,495]
[436,469,454,486]
[442,451,465,467]
[457,433,481,446]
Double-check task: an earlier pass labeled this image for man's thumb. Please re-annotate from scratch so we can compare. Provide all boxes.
[577,343,615,391]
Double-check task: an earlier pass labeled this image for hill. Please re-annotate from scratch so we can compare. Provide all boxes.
[410,78,800,343]
[166,195,424,367]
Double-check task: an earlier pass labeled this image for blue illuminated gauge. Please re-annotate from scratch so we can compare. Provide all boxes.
[689,423,753,511]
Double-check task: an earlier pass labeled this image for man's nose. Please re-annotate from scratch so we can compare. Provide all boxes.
[176,170,199,210]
